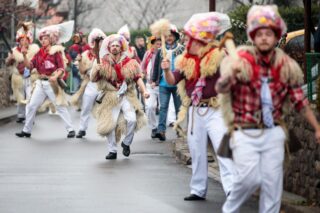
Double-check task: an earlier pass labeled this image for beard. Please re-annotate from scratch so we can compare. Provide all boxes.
[111,47,120,55]
[256,44,274,55]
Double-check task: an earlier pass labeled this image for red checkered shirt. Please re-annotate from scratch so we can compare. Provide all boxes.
[230,51,308,125]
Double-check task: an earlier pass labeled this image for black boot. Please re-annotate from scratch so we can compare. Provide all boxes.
[16,117,25,123]
[76,130,86,138]
[67,130,75,138]
[121,142,131,157]
[184,194,206,201]
[151,128,157,138]
[105,152,117,160]
[15,131,31,138]
[154,131,166,141]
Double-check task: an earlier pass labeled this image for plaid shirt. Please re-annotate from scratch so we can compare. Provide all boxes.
[231,51,308,125]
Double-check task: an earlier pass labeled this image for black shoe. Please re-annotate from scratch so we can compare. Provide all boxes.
[15,131,31,138]
[16,118,25,123]
[184,194,206,201]
[121,142,130,157]
[105,152,117,160]
[151,128,157,138]
[155,131,166,141]
[76,130,86,138]
[67,130,75,138]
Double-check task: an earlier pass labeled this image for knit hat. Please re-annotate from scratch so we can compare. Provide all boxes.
[247,5,287,41]
[183,12,231,44]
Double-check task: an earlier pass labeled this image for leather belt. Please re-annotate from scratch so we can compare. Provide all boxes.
[39,76,49,81]
[234,123,279,130]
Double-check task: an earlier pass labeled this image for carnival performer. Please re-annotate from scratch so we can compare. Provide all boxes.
[152,24,184,141]
[160,12,234,200]
[91,34,149,160]
[71,28,106,138]
[15,21,76,138]
[118,24,141,63]
[6,22,39,123]
[215,5,320,213]
[140,36,161,138]
[68,32,83,93]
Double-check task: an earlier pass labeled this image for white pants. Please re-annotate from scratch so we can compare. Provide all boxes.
[106,96,137,153]
[223,126,285,213]
[167,95,176,125]
[145,83,159,130]
[187,107,234,197]
[79,82,98,131]
[17,78,32,118]
[23,80,74,133]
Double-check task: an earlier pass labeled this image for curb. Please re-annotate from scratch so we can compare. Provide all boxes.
[171,138,320,213]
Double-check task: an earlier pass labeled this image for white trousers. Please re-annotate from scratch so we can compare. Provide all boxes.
[145,83,159,129]
[106,96,137,153]
[187,107,234,197]
[17,78,32,118]
[167,95,176,125]
[222,126,285,213]
[23,80,74,133]
[79,82,98,131]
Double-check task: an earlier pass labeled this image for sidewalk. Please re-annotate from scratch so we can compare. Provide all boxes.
[171,138,320,213]
[0,105,16,125]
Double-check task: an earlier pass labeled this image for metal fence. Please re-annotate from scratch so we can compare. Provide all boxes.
[306,53,320,101]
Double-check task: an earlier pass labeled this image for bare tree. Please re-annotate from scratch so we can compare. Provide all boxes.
[109,0,181,30]
[67,0,101,31]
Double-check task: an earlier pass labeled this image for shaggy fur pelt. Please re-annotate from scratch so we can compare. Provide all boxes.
[173,44,224,137]
[91,56,146,140]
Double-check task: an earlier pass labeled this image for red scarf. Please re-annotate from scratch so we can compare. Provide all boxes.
[143,50,154,73]
[87,50,95,61]
[38,47,49,65]
[238,50,282,82]
[113,56,131,83]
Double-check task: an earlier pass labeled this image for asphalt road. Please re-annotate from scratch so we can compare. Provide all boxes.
[0,109,258,213]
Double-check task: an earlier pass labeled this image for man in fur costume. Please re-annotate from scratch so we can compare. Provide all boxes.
[72,28,106,138]
[152,24,184,141]
[140,36,161,138]
[15,21,76,138]
[215,5,320,213]
[5,22,39,123]
[91,34,149,160]
[160,12,234,201]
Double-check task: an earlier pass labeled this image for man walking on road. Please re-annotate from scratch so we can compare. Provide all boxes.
[216,5,320,213]
[160,12,234,200]
[15,21,75,138]
[91,34,149,160]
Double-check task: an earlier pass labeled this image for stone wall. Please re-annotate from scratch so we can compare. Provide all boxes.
[0,68,11,108]
[284,109,320,205]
